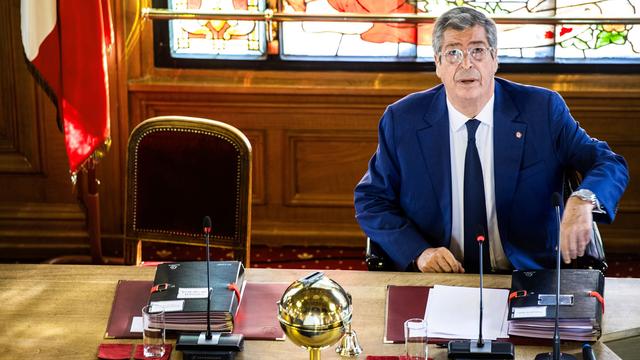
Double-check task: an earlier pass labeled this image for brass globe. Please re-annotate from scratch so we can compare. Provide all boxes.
[278,272,353,360]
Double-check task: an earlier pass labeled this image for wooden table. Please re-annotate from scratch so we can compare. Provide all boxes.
[0,264,638,359]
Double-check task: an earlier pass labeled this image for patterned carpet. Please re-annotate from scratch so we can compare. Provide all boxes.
[249,245,367,271]
[142,243,368,270]
[142,243,640,277]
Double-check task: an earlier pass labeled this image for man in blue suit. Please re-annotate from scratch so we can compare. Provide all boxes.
[354,7,628,273]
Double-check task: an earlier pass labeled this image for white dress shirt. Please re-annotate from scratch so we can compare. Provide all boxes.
[447,96,512,271]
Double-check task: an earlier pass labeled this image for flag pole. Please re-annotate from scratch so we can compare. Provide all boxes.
[86,157,105,264]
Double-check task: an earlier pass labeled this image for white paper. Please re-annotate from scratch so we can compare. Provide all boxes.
[150,300,184,312]
[425,285,509,340]
[178,287,209,299]
[511,306,547,318]
[130,316,143,333]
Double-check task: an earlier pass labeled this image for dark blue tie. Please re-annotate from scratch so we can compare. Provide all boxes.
[464,119,490,273]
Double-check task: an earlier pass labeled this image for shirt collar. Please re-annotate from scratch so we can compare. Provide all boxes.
[447,95,495,133]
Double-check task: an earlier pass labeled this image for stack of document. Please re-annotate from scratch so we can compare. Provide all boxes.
[425,285,509,340]
[148,261,246,332]
[507,318,597,341]
[507,269,605,341]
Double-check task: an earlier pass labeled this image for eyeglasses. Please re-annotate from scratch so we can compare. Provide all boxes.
[439,47,494,65]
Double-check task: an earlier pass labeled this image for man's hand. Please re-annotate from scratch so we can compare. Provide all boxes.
[560,196,594,264]
[416,247,465,273]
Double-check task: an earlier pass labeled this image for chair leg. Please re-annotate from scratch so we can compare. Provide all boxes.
[124,239,142,265]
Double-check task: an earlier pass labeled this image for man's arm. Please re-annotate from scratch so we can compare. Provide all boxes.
[550,92,629,263]
[354,107,432,271]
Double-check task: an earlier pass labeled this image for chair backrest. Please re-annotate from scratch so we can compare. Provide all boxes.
[124,116,252,266]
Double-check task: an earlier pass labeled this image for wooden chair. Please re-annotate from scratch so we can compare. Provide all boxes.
[124,116,252,266]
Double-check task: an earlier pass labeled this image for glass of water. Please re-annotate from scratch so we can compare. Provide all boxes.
[142,305,165,358]
[404,318,428,360]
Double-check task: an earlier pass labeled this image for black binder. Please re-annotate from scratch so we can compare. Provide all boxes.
[508,269,604,341]
[149,261,245,332]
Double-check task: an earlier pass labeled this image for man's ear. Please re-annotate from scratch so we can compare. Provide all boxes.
[434,55,442,79]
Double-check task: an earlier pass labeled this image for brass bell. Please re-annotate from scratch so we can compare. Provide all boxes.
[336,323,363,357]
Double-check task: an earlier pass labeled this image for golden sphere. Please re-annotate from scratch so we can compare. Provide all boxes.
[277,272,352,352]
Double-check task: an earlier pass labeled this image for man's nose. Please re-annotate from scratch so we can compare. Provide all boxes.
[460,52,473,69]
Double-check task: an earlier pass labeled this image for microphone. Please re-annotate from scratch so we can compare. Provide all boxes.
[176,216,244,360]
[476,227,485,348]
[203,216,212,340]
[534,193,576,360]
[448,226,514,359]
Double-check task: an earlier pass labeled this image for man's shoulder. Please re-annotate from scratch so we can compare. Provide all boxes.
[389,83,445,112]
[496,77,559,100]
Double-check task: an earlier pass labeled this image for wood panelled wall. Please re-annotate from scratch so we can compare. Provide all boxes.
[0,0,638,261]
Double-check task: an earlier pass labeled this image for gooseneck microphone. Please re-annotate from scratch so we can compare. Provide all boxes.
[448,226,514,359]
[534,193,577,360]
[477,229,485,348]
[203,216,213,340]
[176,216,245,360]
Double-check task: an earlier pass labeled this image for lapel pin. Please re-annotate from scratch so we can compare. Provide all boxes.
[515,131,523,139]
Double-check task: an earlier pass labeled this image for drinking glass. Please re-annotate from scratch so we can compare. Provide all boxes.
[404,318,428,360]
[142,304,165,358]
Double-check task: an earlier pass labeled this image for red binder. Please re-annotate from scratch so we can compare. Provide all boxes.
[383,285,430,343]
[105,280,152,339]
[233,282,288,340]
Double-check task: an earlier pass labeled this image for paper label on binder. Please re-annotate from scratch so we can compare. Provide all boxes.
[150,300,184,312]
[512,306,547,318]
[178,288,209,299]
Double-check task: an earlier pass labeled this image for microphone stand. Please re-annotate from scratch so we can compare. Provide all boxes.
[535,195,577,360]
[478,236,484,348]
[205,222,212,340]
[448,231,514,359]
[176,216,244,360]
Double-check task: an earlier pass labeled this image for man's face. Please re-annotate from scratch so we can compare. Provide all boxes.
[434,25,498,113]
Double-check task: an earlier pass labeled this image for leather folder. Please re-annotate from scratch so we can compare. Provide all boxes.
[233,282,287,340]
[105,280,153,339]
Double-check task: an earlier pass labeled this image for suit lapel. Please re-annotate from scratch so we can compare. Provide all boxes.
[416,88,452,245]
[493,80,526,235]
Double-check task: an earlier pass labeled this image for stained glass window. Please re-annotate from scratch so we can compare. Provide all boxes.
[168,0,267,60]
[161,0,640,64]
[555,0,640,60]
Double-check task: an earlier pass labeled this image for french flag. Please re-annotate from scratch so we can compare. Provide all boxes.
[21,0,112,174]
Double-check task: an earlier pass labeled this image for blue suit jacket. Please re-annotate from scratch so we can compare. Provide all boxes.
[354,78,628,271]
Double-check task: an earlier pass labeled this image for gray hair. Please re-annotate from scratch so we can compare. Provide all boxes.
[432,7,498,55]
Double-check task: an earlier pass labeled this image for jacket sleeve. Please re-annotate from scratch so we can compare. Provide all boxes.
[550,92,629,223]
[354,107,430,270]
